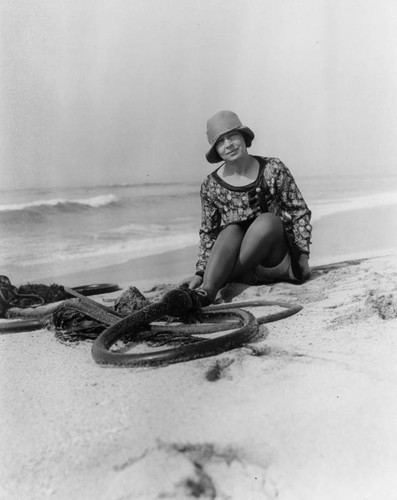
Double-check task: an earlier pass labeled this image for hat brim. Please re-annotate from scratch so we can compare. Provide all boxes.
[205,126,255,163]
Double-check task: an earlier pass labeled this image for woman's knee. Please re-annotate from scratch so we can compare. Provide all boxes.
[211,224,245,254]
[250,213,284,236]
[216,224,244,244]
[243,213,288,263]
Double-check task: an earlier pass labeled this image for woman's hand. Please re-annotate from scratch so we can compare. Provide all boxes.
[179,275,203,289]
[299,254,311,280]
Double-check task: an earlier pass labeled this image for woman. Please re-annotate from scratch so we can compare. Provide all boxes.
[181,110,312,305]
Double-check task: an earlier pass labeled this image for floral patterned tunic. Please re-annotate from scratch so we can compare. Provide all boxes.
[195,156,312,274]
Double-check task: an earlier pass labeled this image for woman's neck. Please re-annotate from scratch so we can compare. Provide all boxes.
[220,155,259,186]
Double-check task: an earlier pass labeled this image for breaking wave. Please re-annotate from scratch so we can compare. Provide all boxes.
[0,194,118,214]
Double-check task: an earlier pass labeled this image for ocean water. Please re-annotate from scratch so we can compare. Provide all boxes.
[1,173,397,284]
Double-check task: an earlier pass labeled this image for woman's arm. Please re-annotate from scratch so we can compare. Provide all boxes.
[180,179,220,289]
[298,253,311,280]
[272,159,312,256]
[195,180,221,275]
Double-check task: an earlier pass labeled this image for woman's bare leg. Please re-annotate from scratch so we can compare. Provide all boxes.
[201,213,288,301]
[230,213,288,279]
[201,224,245,300]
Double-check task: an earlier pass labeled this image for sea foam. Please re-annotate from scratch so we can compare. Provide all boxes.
[0,194,117,213]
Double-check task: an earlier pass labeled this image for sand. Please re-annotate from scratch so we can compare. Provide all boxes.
[1,251,397,500]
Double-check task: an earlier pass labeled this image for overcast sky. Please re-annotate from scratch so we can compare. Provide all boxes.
[1,0,396,190]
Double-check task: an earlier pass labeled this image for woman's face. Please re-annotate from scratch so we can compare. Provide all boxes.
[215,131,248,162]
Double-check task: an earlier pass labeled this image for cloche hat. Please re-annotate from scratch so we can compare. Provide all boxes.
[205,110,255,163]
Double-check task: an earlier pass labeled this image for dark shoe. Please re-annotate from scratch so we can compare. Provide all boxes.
[194,288,213,308]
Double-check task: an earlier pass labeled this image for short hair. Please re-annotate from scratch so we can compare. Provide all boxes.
[241,131,253,148]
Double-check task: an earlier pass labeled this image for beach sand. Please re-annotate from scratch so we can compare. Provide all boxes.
[1,207,397,500]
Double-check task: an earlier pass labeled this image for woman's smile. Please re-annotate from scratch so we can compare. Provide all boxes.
[216,131,247,161]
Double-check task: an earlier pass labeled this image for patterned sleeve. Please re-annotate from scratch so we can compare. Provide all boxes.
[195,178,221,274]
[272,159,312,255]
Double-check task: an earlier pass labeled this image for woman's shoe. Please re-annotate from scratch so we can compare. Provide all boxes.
[194,288,212,307]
